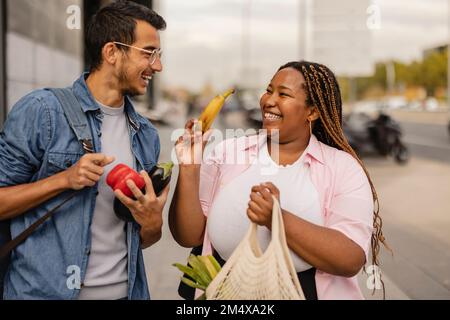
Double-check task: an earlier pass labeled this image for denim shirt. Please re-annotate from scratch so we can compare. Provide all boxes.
[0,73,160,300]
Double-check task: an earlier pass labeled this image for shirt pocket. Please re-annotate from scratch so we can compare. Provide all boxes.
[47,151,83,176]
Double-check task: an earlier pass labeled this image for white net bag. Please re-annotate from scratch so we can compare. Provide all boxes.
[205,196,305,300]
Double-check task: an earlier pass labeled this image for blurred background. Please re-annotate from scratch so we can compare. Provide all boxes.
[0,0,449,299]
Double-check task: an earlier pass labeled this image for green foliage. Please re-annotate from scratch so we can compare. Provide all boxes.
[172,254,222,296]
[339,47,448,100]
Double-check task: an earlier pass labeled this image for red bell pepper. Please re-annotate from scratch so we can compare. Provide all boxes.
[106,164,145,198]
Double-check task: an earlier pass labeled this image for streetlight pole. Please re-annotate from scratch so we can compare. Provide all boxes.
[241,0,252,89]
[386,61,396,95]
[298,0,312,60]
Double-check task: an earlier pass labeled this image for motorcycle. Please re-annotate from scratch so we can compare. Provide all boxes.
[343,112,410,164]
[447,120,450,139]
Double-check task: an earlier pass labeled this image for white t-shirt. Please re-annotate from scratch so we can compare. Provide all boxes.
[78,101,133,300]
[207,141,323,272]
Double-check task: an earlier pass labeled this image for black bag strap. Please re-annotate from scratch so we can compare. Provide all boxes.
[0,88,94,259]
[47,88,94,153]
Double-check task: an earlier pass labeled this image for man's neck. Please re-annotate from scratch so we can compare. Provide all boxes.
[86,70,125,108]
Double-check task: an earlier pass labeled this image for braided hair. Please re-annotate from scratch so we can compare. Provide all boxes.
[278,61,391,296]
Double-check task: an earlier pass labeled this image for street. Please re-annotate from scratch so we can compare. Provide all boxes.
[401,122,450,163]
[142,110,450,300]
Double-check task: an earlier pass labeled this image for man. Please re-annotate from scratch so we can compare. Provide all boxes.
[0,1,168,299]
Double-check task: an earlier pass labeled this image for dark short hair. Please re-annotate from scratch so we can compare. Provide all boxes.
[86,0,166,71]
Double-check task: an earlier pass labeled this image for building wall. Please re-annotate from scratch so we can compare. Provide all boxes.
[6,0,83,111]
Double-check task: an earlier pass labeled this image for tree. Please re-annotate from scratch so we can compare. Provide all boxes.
[421,48,447,96]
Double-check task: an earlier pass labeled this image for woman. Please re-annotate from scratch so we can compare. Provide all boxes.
[169,60,388,300]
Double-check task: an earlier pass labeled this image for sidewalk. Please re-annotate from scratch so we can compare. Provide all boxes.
[358,271,410,300]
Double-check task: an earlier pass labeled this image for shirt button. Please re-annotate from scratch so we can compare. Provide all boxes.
[98,132,102,137]
[65,160,72,168]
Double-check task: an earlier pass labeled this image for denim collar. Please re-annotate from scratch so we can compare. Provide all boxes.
[72,72,142,130]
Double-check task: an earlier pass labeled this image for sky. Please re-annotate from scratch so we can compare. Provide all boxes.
[157,0,448,92]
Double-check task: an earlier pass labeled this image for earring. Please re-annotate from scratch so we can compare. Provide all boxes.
[308,119,312,137]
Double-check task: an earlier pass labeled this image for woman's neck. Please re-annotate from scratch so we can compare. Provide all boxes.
[267,136,310,166]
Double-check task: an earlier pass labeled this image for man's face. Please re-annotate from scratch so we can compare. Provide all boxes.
[116,20,163,96]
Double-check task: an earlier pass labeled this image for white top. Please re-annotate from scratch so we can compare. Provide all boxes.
[207,141,323,272]
[78,101,132,300]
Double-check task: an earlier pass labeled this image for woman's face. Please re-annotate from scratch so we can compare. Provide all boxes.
[260,67,316,143]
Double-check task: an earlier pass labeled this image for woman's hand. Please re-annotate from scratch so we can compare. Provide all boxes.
[247,182,280,229]
[175,119,211,166]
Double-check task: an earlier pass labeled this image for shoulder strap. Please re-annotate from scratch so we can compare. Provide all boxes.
[0,87,94,260]
[47,88,94,154]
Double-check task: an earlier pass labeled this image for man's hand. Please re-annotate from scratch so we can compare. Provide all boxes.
[247,182,280,229]
[114,170,170,248]
[65,153,115,190]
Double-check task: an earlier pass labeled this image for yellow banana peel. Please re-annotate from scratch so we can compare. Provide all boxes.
[188,255,212,284]
[199,255,218,279]
[207,255,222,273]
[173,254,223,296]
[198,89,235,133]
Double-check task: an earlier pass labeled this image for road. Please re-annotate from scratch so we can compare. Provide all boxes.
[142,109,450,300]
[383,109,450,163]
[400,122,450,163]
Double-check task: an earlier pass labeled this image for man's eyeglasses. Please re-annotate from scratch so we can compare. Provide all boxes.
[113,41,162,65]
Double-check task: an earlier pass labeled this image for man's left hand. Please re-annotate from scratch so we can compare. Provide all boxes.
[114,170,170,248]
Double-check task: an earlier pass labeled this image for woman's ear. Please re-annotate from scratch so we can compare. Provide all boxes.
[308,106,320,122]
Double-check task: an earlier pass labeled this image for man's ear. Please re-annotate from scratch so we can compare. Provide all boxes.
[102,42,119,66]
[308,106,320,122]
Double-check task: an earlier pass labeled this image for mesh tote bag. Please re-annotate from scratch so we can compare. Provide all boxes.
[205,196,305,300]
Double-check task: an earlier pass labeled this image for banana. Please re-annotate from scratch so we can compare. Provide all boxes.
[172,263,207,287]
[207,255,222,273]
[198,89,235,133]
[199,255,218,279]
[181,277,206,291]
[188,255,212,285]
[173,254,223,294]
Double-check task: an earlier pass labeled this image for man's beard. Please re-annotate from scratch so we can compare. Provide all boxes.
[118,67,143,97]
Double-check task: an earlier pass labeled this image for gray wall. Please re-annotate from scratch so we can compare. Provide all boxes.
[6,0,83,111]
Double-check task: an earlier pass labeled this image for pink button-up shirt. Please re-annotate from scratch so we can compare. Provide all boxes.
[198,134,374,299]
